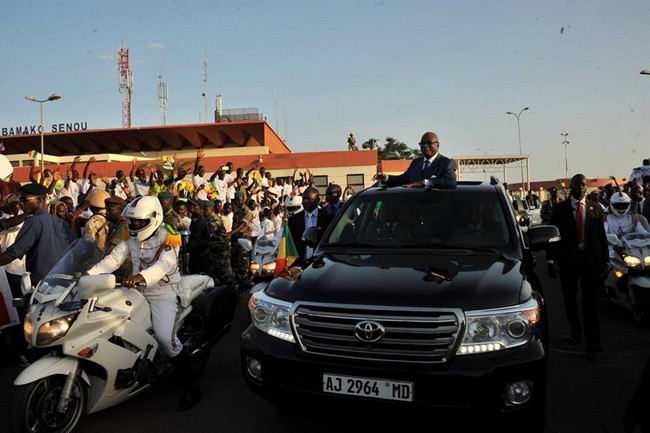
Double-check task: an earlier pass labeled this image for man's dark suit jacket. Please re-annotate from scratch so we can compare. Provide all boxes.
[631,199,650,220]
[547,198,608,269]
[287,209,334,266]
[385,154,457,188]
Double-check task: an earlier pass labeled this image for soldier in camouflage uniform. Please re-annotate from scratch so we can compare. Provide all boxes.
[228,191,253,292]
[159,191,184,272]
[203,200,237,290]
[159,191,181,230]
[103,195,132,282]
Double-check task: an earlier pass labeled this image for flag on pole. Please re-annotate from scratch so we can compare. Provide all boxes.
[162,155,174,171]
[273,222,299,279]
[27,150,40,160]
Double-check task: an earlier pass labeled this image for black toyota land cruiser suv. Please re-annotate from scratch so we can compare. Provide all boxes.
[241,178,559,429]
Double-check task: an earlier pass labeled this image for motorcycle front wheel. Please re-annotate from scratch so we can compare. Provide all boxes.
[9,375,87,433]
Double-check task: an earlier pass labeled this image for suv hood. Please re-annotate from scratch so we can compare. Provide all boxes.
[266,251,531,310]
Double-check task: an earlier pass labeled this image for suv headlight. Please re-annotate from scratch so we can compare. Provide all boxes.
[248,290,295,343]
[458,298,540,355]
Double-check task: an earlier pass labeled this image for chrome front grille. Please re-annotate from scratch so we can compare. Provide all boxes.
[292,303,462,363]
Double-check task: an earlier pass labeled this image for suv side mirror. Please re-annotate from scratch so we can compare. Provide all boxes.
[527,225,561,251]
[303,226,320,247]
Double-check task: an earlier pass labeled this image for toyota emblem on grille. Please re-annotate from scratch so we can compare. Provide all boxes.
[354,320,385,343]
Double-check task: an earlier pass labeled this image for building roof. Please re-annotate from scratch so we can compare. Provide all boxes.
[0,120,291,156]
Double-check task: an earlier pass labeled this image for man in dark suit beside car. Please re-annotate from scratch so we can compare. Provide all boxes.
[547,173,609,354]
[629,184,650,220]
[374,131,457,189]
[287,186,333,267]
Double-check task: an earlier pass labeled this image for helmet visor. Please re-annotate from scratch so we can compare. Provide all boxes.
[128,218,151,232]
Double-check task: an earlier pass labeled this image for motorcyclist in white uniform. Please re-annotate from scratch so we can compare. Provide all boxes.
[86,195,199,411]
[605,191,650,256]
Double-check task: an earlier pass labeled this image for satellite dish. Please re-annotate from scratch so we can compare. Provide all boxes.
[0,154,14,179]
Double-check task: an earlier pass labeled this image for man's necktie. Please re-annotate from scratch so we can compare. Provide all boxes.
[575,201,583,245]
[305,213,315,259]
[422,159,431,174]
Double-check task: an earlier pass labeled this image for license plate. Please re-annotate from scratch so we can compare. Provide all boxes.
[322,374,413,402]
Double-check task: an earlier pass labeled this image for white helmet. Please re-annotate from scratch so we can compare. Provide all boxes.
[124,196,164,241]
[609,191,631,217]
[285,195,303,216]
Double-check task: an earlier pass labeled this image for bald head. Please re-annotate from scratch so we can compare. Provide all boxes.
[419,132,440,158]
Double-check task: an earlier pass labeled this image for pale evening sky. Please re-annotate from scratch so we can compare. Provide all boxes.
[2,0,650,183]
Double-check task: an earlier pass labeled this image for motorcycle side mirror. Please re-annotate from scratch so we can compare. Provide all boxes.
[606,233,620,247]
[20,272,33,295]
[77,274,117,300]
[237,238,253,253]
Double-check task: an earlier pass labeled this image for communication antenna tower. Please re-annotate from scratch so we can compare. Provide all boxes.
[202,51,209,122]
[215,94,223,118]
[117,47,134,128]
[157,73,168,125]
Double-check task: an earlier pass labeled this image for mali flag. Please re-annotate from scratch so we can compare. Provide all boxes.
[273,223,299,279]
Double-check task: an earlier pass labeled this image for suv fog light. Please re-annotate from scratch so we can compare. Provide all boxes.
[246,357,263,380]
[505,380,532,406]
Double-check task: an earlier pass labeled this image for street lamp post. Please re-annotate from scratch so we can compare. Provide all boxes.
[506,107,529,191]
[561,133,570,182]
[24,93,61,177]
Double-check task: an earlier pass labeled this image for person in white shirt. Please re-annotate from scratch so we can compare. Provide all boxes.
[220,201,233,233]
[130,161,153,197]
[222,162,236,203]
[211,170,229,203]
[249,200,261,242]
[57,156,82,208]
[112,170,133,201]
[258,207,277,242]
[192,150,209,201]
[629,159,650,186]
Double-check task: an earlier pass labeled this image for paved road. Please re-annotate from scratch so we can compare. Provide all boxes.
[1,253,649,432]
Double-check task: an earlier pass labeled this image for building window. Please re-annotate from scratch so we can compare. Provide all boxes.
[313,175,329,195]
[346,174,364,193]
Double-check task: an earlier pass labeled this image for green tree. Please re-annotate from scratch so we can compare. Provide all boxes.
[379,137,419,160]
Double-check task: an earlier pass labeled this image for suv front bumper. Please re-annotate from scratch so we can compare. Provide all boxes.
[241,325,547,413]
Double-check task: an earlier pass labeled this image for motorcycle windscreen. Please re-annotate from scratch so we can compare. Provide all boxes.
[35,239,105,304]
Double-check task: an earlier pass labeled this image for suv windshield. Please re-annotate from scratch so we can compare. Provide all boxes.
[325,189,513,250]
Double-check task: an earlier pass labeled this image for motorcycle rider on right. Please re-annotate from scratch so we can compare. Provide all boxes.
[86,195,200,411]
[604,191,650,250]
[603,191,650,323]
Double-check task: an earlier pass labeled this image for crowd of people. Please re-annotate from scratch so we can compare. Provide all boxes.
[0,149,354,408]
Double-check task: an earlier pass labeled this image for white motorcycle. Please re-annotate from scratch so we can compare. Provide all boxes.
[8,239,239,433]
[605,232,650,324]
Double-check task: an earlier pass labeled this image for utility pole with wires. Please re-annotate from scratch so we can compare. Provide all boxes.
[157,73,168,125]
[202,51,209,122]
[561,133,569,182]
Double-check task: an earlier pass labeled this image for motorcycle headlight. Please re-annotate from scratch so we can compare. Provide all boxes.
[23,314,33,343]
[623,255,642,268]
[458,298,540,355]
[644,256,650,267]
[248,290,294,343]
[35,313,78,346]
[250,261,276,277]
